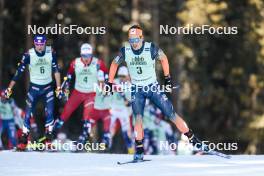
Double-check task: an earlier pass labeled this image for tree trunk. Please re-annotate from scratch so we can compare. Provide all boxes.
[151,0,159,44]
[0,0,4,86]
[24,0,33,88]
[102,19,110,65]
[25,0,33,50]
[131,0,139,24]
[173,0,185,115]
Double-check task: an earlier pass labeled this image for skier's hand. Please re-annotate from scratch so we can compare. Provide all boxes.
[124,100,131,107]
[164,75,172,93]
[103,82,113,95]
[64,88,70,97]
[4,88,12,99]
[55,87,63,99]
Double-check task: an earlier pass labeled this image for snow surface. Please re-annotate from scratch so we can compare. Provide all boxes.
[0,152,264,176]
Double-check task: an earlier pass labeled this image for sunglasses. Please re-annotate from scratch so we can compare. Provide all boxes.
[129,38,141,44]
[81,54,93,58]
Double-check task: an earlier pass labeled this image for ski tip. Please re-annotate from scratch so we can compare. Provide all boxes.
[225,155,232,159]
[217,153,232,159]
[117,159,152,165]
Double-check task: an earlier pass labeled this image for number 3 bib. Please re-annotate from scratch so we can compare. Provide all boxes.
[125,42,157,86]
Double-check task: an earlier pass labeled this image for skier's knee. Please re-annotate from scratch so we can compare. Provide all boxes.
[167,112,177,121]
[162,110,177,121]
[135,114,143,122]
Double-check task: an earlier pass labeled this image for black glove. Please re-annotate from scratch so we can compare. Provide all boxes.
[104,81,113,95]
[184,129,208,151]
[164,75,172,93]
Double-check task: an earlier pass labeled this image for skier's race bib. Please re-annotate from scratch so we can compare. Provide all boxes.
[125,42,157,86]
[28,46,53,85]
[74,57,99,93]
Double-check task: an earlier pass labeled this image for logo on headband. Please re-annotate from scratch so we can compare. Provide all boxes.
[129,28,143,37]
[129,29,137,35]
[34,35,46,44]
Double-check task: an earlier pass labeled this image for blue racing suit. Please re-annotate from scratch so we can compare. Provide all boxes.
[12,46,59,131]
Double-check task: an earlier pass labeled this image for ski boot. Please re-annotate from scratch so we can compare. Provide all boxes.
[75,120,91,152]
[74,134,89,153]
[102,132,111,149]
[133,140,144,161]
[77,133,90,145]
[45,130,53,143]
[101,132,112,152]
[35,126,54,151]
[16,133,29,151]
[44,125,55,150]
[52,118,64,138]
